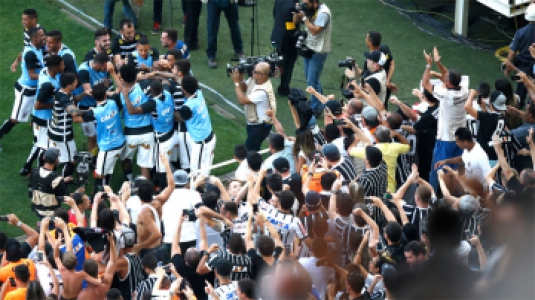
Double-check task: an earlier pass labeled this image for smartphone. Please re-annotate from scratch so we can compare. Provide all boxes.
[314,153,321,164]
[333,119,346,126]
[252,203,259,214]
[364,197,373,205]
[163,264,171,273]
[511,74,521,81]
[384,193,392,200]
[361,78,366,87]
[500,63,506,71]
[157,261,163,268]
[477,94,482,104]
[465,229,472,240]
[36,251,44,263]
[9,277,15,287]
[0,216,8,222]
[101,192,108,200]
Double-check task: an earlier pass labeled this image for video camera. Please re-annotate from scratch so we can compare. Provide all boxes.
[295,31,314,58]
[226,52,283,78]
[74,151,92,186]
[338,57,358,99]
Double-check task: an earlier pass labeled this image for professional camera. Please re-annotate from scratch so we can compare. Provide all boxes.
[226,53,283,78]
[297,2,309,11]
[74,151,92,186]
[338,57,356,70]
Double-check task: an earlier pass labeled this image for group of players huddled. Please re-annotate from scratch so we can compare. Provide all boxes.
[1,9,216,194]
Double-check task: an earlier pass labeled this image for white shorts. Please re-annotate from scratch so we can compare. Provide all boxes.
[11,85,36,122]
[81,121,96,137]
[121,132,155,168]
[33,122,49,149]
[48,139,77,163]
[96,145,124,176]
[190,133,216,176]
[172,129,193,169]
[155,131,179,172]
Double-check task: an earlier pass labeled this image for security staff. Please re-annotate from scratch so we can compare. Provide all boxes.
[45,30,78,73]
[231,62,276,151]
[271,0,299,96]
[73,83,125,194]
[21,55,65,176]
[176,76,216,175]
[31,148,69,219]
[0,27,45,153]
[123,80,176,190]
[126,36,160,72]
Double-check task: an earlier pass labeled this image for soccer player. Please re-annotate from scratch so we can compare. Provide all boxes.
[45,30,78,73]
[119,64,155,181]
[111,18,145,68]
[126,36,160,72]
[10,9,45,72]
[21,55,65,176]
[160,28,190,60]
[73,83,125,193]
[84,27,112,62]
[123,80,176,189]
[0,27,45,153]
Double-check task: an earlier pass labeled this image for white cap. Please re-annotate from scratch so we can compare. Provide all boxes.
[526,4,535,22]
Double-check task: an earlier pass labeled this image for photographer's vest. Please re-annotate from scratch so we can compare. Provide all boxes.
[31,167,62,218]
[305,4,332,54]
[366,69,387,103]
[245,80,276,124]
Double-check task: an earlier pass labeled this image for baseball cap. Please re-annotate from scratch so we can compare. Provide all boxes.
[364,50,387,66]
[173,169,189,186]
[322,143,340,161]
[325,100,342,116]
[362,106,378,122]
[526,4,535,22]
[131,175,149,191]
[122,226,136,248]
[214,258,233,277]
[458,195,479,215]
[273,157,290,173]
[5,239,22,262]
[305,191,321,208]
[489,90,507,111]
[43,147,60,162]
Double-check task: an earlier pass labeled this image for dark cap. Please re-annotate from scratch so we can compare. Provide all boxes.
[305,191,321,208]
[43,147,60,162]
[273,157,290,173]
[131,175,149,191]
[364,50,386,66]
[322,143,340,161]
[325,100,342,116]
[214,258,233,277]
[5,239,21,262]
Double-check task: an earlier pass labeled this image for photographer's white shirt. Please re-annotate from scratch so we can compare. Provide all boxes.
[246,78,270,124]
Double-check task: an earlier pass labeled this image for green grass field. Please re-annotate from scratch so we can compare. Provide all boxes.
[0,0,508,236]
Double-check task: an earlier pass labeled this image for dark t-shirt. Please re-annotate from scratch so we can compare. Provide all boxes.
[246,247,283,281]
[172,253,213,300]
[506,176,535,196]
[477,111,505,160]
[36,82,55,103]
[61,53,77,74]
[413,104,439,149]
[363,44,394,75]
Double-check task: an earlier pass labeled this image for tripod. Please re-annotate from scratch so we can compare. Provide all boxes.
[249,0,260,56]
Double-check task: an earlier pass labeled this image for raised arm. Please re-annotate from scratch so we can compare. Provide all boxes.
[493,135,514,182]
[422,50,434,93]
[244,209,255,251]
[171,215,189,257]
[266,110,287,138]
[288,101,301,129]
[153,153,175,204]
[102,233,117,285]
[464,89,478,119]
[38,218,50,252]
[328,179,343,220]
[485,163,501,189]
[433,47,448,80]
[395,164,418,199]
[65,196,86,227]
[354,205,380,247]
[90,192,103,228]
[390,96,418,122]
[211,176,231,202]
[527,127,535,167]
[370,197,396,223]
[198,216,208,252]
[344,117,372,147]
[7,214,39,248]
[438,169,460,209]
[306,86,331,104]
[470,235,487,270]
[353,232,370,278]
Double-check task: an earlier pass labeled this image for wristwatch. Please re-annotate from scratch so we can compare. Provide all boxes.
[302,16,307,22]
[234,82,240,87]
[17,221,22,227]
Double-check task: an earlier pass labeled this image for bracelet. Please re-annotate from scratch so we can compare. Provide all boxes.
[17,221,22,227]
[426,64,431,69]
[302,16,307,22]
[234,82,240,87]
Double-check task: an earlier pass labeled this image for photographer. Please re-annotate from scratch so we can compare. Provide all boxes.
[293,0,332,116]
[231,62,276,152]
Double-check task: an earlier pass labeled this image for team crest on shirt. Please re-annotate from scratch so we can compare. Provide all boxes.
[128,144,136,149]
[149,49,153,55]
[106,49,112,55]
[167,150,171,156]
[135,34,140,40]
[119,39,124,45]
[141,143,151,150]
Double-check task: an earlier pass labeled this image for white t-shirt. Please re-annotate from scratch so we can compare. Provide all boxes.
[126,195,142,224]
[299,257,335,300]
[162,188,202,243]
[462,142,490,185]
[332,137,348,156]
[246,78,270,124]
[234,159,250,182]
[36,263,63,297]
[433,85,469,141]
[212,281,239,300]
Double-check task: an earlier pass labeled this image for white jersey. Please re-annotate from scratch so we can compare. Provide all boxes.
[211,281,238,300]
[258,198,308,251]
[162,188,202,243]
[433,85,469,141]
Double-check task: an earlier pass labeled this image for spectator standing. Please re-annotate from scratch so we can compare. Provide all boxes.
[263,134,295,173]
[362,50,388,105]
[184,0,203,51]
[355,146,387,197]
[511,101,535,170]
[1,265,30,300]
[364,31,396,108]
[103,0,138,30]
[322,144,358,182]
[151,0,164,34]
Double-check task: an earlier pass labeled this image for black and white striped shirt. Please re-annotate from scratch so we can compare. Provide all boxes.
[221,216,249,249]
[402,204,432,238]
[207,249,252,287]
[212,281,239,300]
[499,130,522,166]
[24,24,46,48]
[111,253,144,299]
[331,155,358,183]
[334,216,369,267]
[357,160,387,197]
[48,91,74,142]
[135,274,159,300]
[298,211,329,258]
[394,122,418,189]
[461,208,491,238]
[111,32,144,59]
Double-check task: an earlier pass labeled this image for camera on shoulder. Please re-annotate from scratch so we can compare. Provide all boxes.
[226,53,283,78]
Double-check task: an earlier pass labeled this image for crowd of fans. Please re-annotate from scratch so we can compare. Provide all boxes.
[0,2,535,300]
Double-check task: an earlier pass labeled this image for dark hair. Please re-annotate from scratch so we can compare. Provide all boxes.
[164,28,178,43]
[0,231,7,250]
[83,259,99,278]
[138,36,149,46]
[184,249,201,269]
[454,127,473,142]
[337,193,354,217]
[257,235,275,256]
[365,146,383,168]
[385,221,403,243]
[28,27,42,40]
[167,49,183,60]
[46,30,62,42]
[59,72,77,88]
[353,203,370,227]
[94,27,109,40]
[137,181,154,203]
[120,18,134,30]
[222,201,238,217]
[14,264,30,282]
[238,278,256,299]
[342,127,356,151]
[279,190,296,211]
[92,83,108,101]
[150,80,163,97]
[44,55,63,68]
[54,208,69,224]
[404,241,427,256]
[387,112,403,130]
[293,129,316,161]
[312,216,329,238]
[94,52,109,65]
[266,174,283,192]
[23,9,38,18]
[320,172,337,191]
[428,207,462,250]
[119,64,138,84]
[175,59,191,75]
[142,254,158,270]
[367,31,382,47]
[324,124,340,143]
[246,151,262,171]
[234,145,248,160]
[347,271,366,293]
[26,280,46,300]
[228,233,244,254]
[97,209,116,231]
[416,185,432,205]
[106,288,123,300]
[447,69,461,87]
[269,134,285,151]
[478,82,491,98]
[202,191,218,210]
[181,76,199,95]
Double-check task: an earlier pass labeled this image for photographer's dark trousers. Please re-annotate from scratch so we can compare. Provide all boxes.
[245,123,272,151]
[184,0,203,49]
[277,39,298,95]
[153,0,163,25]
[206,2,243,59]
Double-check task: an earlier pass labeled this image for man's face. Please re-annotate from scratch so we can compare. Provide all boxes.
[366,59,376,71]
[93,62,107,72]
[96,34,111,51]
[22,14,36,29]
[455,137,466,150]
[67,79,78,92]
[161,32,170,47]
[122,25,135,41]
[227,181,242,198]
[33,29,45,48]
[56,61,66,74]
[46,36,61,54]
[167,55,176,67]
[368,257,379,273]
[137,44,151,59]
[365,34,371,48]
[405,251,417,267]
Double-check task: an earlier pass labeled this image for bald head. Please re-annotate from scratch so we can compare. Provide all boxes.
[348,98,363,115]
[185,248,201,268]
[256,62,270,74]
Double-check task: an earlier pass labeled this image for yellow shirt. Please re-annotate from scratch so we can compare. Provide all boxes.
[5,287,27,300]
[350,143,410,192]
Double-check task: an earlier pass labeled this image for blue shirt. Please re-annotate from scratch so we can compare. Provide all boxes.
[181,91,212,142]
[18,45,44,87]
[33,68,60,120]
[78,61,111,107]
[86,99,126,151]
[149,91,175,134]
[59,234,86,271]
[510,23,535,65]
[57,44,78,73]
[121,84,152,129]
